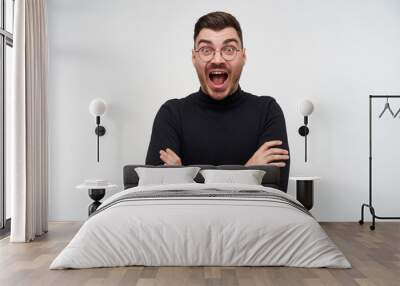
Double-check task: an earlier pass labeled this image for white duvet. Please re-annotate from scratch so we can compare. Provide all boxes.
[50,183,351,269]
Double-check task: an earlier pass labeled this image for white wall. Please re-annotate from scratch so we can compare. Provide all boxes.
[47,0,400,221]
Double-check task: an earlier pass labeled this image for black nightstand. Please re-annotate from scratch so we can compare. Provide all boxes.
[289,176,320,210]
[76,183,117,216]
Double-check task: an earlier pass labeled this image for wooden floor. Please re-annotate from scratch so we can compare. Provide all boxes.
[0,222,399,286]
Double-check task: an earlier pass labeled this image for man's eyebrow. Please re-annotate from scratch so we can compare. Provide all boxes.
[223,38,240,45]
[196,39,212,46]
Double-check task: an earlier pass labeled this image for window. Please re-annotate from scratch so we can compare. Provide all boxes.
[0,0,14,234]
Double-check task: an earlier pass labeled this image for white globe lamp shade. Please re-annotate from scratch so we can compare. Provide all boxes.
[299,100,314,116]
[89,99,107,117]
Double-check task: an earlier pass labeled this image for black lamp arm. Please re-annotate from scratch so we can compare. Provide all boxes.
[94,116,106,162]
[298,116,310,162]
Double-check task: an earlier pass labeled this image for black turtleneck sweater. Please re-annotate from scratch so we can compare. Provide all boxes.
[145,86,290,192]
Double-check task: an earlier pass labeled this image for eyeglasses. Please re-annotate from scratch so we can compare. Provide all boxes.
[194,45,242,62]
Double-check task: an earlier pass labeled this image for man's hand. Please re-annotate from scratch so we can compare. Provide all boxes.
[159,148,182,166]
[245,140,289,167]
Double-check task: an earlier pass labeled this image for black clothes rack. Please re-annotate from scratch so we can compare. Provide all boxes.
[359,95,400,230]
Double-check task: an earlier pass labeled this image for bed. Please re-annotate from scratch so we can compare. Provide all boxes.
[50,165,351,269]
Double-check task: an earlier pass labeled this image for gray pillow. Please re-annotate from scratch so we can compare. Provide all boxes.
[135,167,201,186]
[200,169,266,185]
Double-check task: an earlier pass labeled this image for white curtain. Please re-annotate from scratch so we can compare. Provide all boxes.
[9,0,48,242]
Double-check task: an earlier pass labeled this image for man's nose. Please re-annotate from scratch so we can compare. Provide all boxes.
[210,50,225,64]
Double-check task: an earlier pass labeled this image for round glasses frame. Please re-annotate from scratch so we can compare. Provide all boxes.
[194,45,242,62]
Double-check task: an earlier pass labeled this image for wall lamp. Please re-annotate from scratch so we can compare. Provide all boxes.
[89,98,107,162]
[298,99,314,162]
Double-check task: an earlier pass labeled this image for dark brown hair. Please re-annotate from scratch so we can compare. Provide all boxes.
[194,11,243,48]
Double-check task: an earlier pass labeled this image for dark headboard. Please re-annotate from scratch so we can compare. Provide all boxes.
[123,164,281,191]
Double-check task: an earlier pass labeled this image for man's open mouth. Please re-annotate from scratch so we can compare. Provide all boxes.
[208,70,229,87]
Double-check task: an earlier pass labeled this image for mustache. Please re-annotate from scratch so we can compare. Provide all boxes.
[207,63,229,70]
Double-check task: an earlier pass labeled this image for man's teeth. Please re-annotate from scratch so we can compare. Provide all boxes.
[210,71,227,75]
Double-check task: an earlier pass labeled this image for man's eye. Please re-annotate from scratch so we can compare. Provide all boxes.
[223,46,236,54]
[200,47,213,55]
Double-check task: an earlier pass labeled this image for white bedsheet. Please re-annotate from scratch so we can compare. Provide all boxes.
[50,183,351,269]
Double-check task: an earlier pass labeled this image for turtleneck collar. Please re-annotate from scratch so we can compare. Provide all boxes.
[195,85,244,108]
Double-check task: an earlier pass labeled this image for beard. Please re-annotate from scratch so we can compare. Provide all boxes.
[195,65,243,100]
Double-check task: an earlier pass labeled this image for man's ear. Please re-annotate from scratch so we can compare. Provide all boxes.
[192,49,196,65]
[242,48,247,65]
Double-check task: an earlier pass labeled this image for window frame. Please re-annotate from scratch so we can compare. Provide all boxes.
[0,0,14,232]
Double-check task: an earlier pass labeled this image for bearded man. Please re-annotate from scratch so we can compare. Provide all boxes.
[145,11,290,192]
